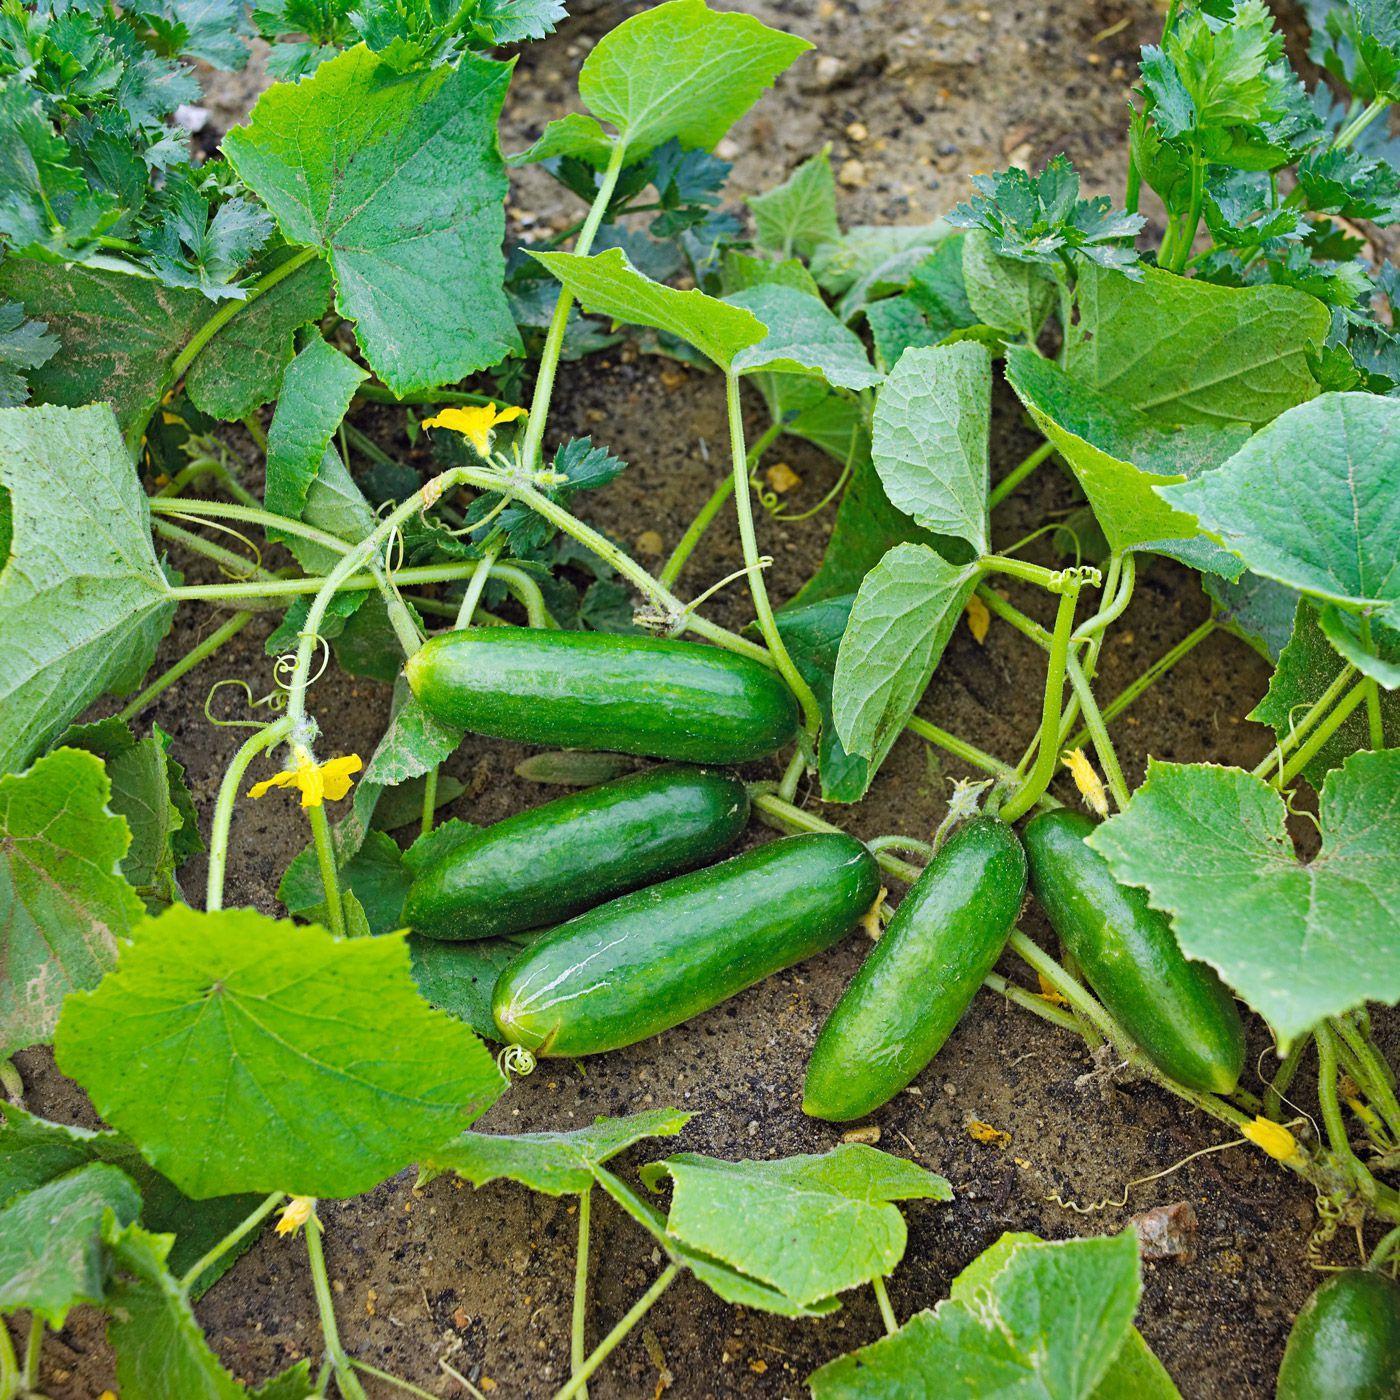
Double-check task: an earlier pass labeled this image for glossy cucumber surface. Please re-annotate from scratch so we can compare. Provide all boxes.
[406,627,799,764]
[492,832,880,1057]
[1024,809,1245,1095]
[404,765,750,940]
[1276,1269,1400,1399]
[804,818,1026,1121]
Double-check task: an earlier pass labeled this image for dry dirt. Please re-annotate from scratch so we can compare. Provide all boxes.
[13,2,1389,1397]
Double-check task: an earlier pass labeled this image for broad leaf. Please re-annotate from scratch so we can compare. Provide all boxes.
[728,285,882,391]
[409,933,530,1041]
[871,343,991,553]
[640,1145,950,1306]
[363,686,465,786]
[1088,750,1400,1046]
[961,229,1055,342]
[811,223,952,322]
[1162,393,1400,618]
[832,543,980,765]
[224,46,520,395]
[0,404,174,773]
[749,146,840,259]
[0,748,142,1057]
[532,248,765,369]
[55,906,507,1198]
[0,1162,141,1325]
[429,1109,692,1195]
[1204,572,1299,661]
[280,828,411,936]
[1066,263,1327,427]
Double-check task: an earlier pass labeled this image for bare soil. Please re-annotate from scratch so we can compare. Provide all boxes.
[15,2,1382,1397]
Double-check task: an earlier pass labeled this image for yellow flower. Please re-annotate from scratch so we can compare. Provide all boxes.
[1242,1116,1298,1162]
[248,753,362,808]
[421,403,525,456]
[1062,747,1109,818]
[275,1196,316,1237]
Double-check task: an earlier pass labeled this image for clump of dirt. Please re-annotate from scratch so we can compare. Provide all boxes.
[16,2,1374,1397]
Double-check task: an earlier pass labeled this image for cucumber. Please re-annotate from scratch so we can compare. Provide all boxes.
[493,832,880,1057]
[1277,1269,1400,1399]
[404,765,750,940]
[1023,809,1245,1095]
[804,817,1026,1121]
[406,627,798,764]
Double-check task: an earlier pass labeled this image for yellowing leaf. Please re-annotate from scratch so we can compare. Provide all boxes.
[967,1119,1012,1149]
[964,593,991,644]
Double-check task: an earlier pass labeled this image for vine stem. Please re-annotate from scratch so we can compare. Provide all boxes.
[179,1192,285,1292]
[306,1210,368,1400]
[724,373,822,736]
[1065,654,1130,811]
[1250,663,1359,778]
[308,803,347,937]
[1358,615,1385,749]
[1334,96,1391,150]
[870,1275,898,1336]
[149,497,355,559]
[0,1316,17,1400]
[20,1318,39,1392]
[456,545,501,629]
[1315,1024,1389,1207]
[206,718,292,911]
[116,611,253,723]
[988,439,1055,510]
[552,1264,679,1400]
[1274,680,1371,787]
[1332,1018,1400,1142]
[904,716,1017,781]
[520,140,629,471]
[1265,1039,1307,1122]
[572,1189,592,1400]
[983,971,1082,1033]
[1369,1223,1400,1270]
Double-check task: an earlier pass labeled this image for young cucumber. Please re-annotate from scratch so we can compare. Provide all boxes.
[406,627,799,764]
[1023,809,1245,1095]
[1277,1269,1400,1399]
[804,817,1026,1122]
[493,832,880,1057]
[404,765,750,940]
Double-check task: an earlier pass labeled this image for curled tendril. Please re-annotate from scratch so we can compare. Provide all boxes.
[772,459,853,523]
[1282,785,1323,836]
[497,1044,536,1079]
[204,678,286,728]
[273,636,330,695]
[1045,1134,1252,1214]
[163,510,264,581]
[1049,563,1104,593]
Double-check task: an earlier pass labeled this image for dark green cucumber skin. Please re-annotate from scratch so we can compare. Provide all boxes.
[1277,1270,1400,1399]
[493,832,880,1057]
[406,627,799,764]
[804,818,1026,1122]
[404,766,750,941]
[1023,809,1245,1095]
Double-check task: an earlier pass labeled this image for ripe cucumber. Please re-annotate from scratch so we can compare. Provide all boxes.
[406,627,799,764]
[804,817,1026,1121]
[1277,1269,1400,1399]
[1023,809,1245,1095]
[493,832,880,1057]
[404,765,750,940]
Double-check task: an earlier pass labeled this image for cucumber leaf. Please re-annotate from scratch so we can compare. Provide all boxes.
[0,404,175,774]
[871,342,991,553]
[409,933,530,1041]
[960,229,1055,342]
[1066,263,1328,428]
[55,907,507,1198]
[1087,750,1400,1047]
[224,46,519,395]
[1161,392,1400,619]
[748,146,840,259]
[428,1109,692,1195]
[279,828,411,936]
[0,1162,141,1325]
[1203,572,1299,661]
[728,284,882,391]
[363,685,465,786]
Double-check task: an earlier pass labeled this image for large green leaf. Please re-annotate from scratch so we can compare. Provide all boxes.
[1203,572,1299,661]
[1065,264,1327,428]
[749,147,840,259]
[961,229,1055,342]
[0,1162,141,1325]
[517,0,810,165]
[871,343,991,553]
[0,748,142,1057]
[1161,393,1400,619]
[55,906,507,1198]
[0,404,174,774]
[728,285,882,391]
[428,1109,692,1196]
[832,543,979,766]
[1088,750,1400,1047]
[532,248,765,369]
[224,46,520,395]
[409,933,530,1041]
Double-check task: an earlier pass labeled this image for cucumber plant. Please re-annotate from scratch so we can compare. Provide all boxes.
[0,0,1399,1394]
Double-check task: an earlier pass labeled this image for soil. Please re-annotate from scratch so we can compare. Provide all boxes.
[12,2,1390,1397]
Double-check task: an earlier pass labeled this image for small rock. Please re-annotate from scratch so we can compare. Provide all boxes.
[842,1125,881,1145]
[174,103,208,133]
[846,120,868,142]
[814,54,846,87]
[839,159,867,189]
[765,462,801,493]
[660,366,687,391]
[1131,1201,1199,1262]
[635,530,664,556]
[716,137,741,160]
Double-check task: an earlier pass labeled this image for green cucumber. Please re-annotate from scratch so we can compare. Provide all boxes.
[404,765,750,940]
[406,627,798,764]
[1277,1269,1400,1399]
[1023,809,1245,1095]
[804,817,1026,1121]
[493,832,880,1057]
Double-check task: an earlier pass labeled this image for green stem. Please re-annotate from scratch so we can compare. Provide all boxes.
[179,1192,285,1293]
[1334,96,1391,151]
[305,1212,368,1400]
[491,564,553,629]
[308,803,346,938]
[350,1360,444,1400]
[168,560,501,603]
[241,414,268,454]
[455,545,500,629]
[520,140,629,472]
[983,971,1082,1034]
[1332,1018,1400,1141]
[356,384,496,409]
[0,1060,21,1105]
[1001,588,1079,822]
[1369,1224,1400,1271]
[1359,615,1385,749]
[149,497,356,559]
[572,1189,591,1400]
[751,791,923,884]
[156,457,260,509]
[419,768,439,840]
[1125,152,1141,215]
[20,1317,40,1390]
[867,834,934,862]
[658,474,734,588]
[1276,681,1371,786]
[724,373,822,736]
[1316,1024,1383,1204]
[207,718,292,911]
[552,1264,679,1400]
[117,611,254,722]
[1065,654,1130,810]
[1249,662,1358,779]
[980,555,1091,595]
[777,746,807,803]
[1264,1039,1307,1122]
[904,716,1017,781]
[1168,153,1205,274]
[988,440,1055,510]
[0,1316,17,1400]
[155,518,276,587]
[870,1275,898,1336]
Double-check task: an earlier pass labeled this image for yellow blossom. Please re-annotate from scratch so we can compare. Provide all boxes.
[1036,972,1071,1007]
[248,753,362,808]
[1241,1116,1298,1162]
[421,402,525,456]
[275,1196,316,1236]
[964,593,991,644]
[1062,747,1109,817]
